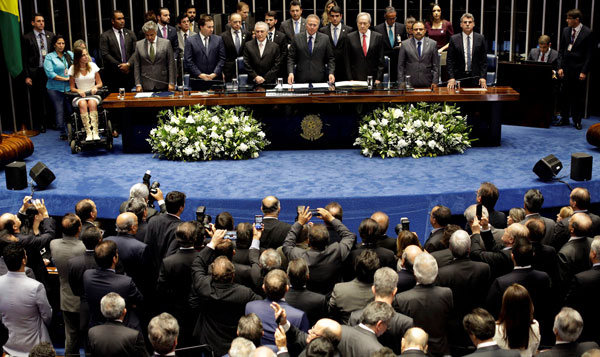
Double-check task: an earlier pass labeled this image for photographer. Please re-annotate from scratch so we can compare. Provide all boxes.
[120,182,166,222]
[17,196,51,238]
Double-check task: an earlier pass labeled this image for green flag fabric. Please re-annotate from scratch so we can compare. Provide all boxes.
[0,0,22,77]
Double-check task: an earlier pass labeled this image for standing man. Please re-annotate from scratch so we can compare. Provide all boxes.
[374,7,406,83]
[156,7,179,61]
[265,11,288,78]
[176,13,192,83]
[446,13,487,89]
[184,15,226,82]
[22,13,55,132]
[287,14,335,84]
[243,22,281,85]
[133,21,176,92]
[221,13,252,82]
[226,2,255,33]
[319,6,353,81]
[99,10,137,93]
[397,21,439,88]
[555,9,594,130]
[280,1,306,43]
[186,5,199,33]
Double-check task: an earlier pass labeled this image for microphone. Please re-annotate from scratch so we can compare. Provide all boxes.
[141,74,174,87]
[439,75,482,86]
[175,344,214,356]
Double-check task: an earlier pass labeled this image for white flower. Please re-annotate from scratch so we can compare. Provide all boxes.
[435,124,445,133]
[211,115,220,123]
[169,127,178,134]
[382,111,390,118]
[425,120,433,128]
[362,148,370,156]
[380,119,389,126]
[211,125,218,132]
[170,117,179,125]
[392,108,402,118]
[239,143,249,152]
[200,143,207,152]
[150,128,156,135]
[372,132,383,142]
[210,131,219,139]
[186,116,195,124]
[428,140,436,149]
[232,115,239,123]
[184,147,194,156]
[413,120,422,128]
[197,126,203,133]
[225,129,234,138]
[252,152,259,158]
[398,139,408,148]
[416,140,424,147]
[160,141,167,147]
[258,132,265,138]
[243,125,252,133]
[369,120,376,127]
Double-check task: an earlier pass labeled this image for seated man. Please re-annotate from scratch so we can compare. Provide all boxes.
[527,35,558,66]
[243,21,281,85]
[133,21,176,92]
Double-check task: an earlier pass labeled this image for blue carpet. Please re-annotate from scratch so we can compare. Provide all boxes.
[2,117,600,241]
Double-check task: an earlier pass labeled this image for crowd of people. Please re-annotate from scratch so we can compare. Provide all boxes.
[0,181,599,357]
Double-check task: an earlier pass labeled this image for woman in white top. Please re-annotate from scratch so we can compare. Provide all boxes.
[493,283,541,357]
[69,48,103,141]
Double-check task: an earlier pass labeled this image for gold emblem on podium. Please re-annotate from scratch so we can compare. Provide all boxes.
[300,114,324,141]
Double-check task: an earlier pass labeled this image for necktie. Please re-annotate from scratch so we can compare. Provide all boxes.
[149,41,155,62]
[308,35,313,55]
[388,27,394,47]
[259,41,264,56]
[204,36,209,50]
[234,31,241,53]
[362,34,367,56]
[571,28,576,43]
[242,22,246,32]
[162,26,167,38]
[184,33,188,42]
[333,27,338,46]
[119,30,127,62]
[466,35,471,71]
[268,32,273,41]
[38,32,45,64]
[540,51,545,62]
[417,40,422,58]
[295,21,299,34]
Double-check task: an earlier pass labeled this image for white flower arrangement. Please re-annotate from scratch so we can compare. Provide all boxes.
[354,102,473,158]
[147,105,270,161]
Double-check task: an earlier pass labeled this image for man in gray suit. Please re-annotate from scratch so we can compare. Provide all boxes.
[50,213,85,356]
[134,21,176,92]
[337,301,395,356]
[462,308,520,357]
[398,21,439,88]
[287,14,335,84]
[280,0,306,43]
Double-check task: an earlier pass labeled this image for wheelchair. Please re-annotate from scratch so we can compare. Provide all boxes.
[66,88,113,154]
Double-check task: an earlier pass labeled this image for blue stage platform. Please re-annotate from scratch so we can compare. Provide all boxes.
[2,118,600,241]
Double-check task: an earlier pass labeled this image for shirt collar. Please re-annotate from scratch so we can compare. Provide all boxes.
[514,265,532,270]
[569,236,586,241]
[358,323,376,334]
[34,29,45,36]
[477,341,498,349]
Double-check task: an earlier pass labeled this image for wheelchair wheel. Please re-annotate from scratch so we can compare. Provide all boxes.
[106,119,113,151]
[67,123,73,143]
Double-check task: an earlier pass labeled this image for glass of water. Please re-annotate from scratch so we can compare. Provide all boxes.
[118,88,125,99]
[231,78,239,91]
[367,76,373,89]
[455,80,461,90]
[276,77,283,89]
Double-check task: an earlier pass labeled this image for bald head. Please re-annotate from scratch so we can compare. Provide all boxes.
[401,244,423,270]
[254,346,277,357]
[502,223,529,247]
[570,187,591,210]
[261,196,280,216]
[570,212,592,237]
[371,212,389,233]
[402,327,429,352]
[308,318,342,345]
[0,213,20,233]
[116,212,138,234]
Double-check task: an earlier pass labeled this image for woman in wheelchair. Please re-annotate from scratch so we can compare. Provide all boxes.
[68,48,103,141]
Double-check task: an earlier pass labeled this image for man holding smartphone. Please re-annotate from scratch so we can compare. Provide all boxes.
[260,196,291,249]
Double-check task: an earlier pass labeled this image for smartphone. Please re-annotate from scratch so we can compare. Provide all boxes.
[254,215,264,230]
[225,231,237,240]
[276,313,283,325]
[476,203,483,220]
[401,217,410,231]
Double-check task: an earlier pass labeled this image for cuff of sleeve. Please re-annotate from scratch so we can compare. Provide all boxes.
[250,239,261,250]
[157,200,165,206]
[480,227,491,232]
[207,242,216,250]
[277,347,289,354]
[282,320,291,332]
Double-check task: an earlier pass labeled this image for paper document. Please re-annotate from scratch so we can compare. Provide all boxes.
[461,88,488,92]
[336,81,368,87]
[134,92,153,98]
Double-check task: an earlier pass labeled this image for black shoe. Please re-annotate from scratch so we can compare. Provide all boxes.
[575,123,582,130]
[59,134,68,140]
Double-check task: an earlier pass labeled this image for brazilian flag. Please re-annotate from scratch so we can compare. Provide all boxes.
[0,0,22,77]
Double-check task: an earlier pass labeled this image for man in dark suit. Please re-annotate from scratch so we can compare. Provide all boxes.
[287,14,335,84]
[400,328,429,356]
[88,292,147,357]
[374,6,406,83]
[556,9,594,130]
[83,241,144,331]
[75,198,98,236]
[537,307,599,356]
[446,13,487,89]
[477,182,507,229]
[260,196,291,249]
[280,0,306,43]
[557,213,593,289]
[345,12,385,83]
[184,15,226,82]
[397,245,421,292]
[190,230,261,356]
[133,21,176,92]
[99,10,137,93]
[282,206,356,295]
[243,21,281,85]
[565,236,600,345]
[436,230,490,349]
[176,14,193,67]
[424,205,451,252]
[148,313,180,357]
[462,308,520,357]
[470,217,520,279]
[265,11,289,79]
[527,35,559,66]
[395,253,453,356]
[285,258,326,326]
[371,211,396,253]
[22,13,55,132]
[338,301,395,356]
[319,6,353,82]
[525,219,559,288]
[186,5,199,34]
[398,21,439,88]
[144,191,184,268]
[521,189,556,245]
[221,13,252,82]
[156,7,180,61]
[549,187,600,250]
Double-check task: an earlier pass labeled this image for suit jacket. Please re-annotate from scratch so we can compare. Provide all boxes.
[470,231,514,279]
[374,21,406,82]
[548,212,600,250]
[88,320,148,357]
[99,28,137,90]
[344,245,396,281]
[489,210,507,229]
[531,242,559,288]
[447,32,487,81]
[0,272,52,356]
[221,29,252,81]
[176,30,193,60]
[105,233,153,294]
[522,213,556,246]
[246,299,309,346]
[50,236,86,312]
[17,217,56,290]
[328,278,374,324]
[184,34,226,78]
[157,23,180,60]
[394,284,453,356]
[144,213,181,268]
[280,18,307,43]
[349,308,414,355]
[319,24,353,81]
[260,218,292,249]
[557,25,594,75]
[282,219,356,295]
[424,228,445,252]
[565,265,600,344]
[527,47,559,66]
[537,341,600,357]
[463,344,521,357]
[375,234,397,254]
[345,30,385,82]
[243,39,282,84]
[287,31,335,84]
[557,237,593,288]
[157,248,198,317]
[398,37,440,87]
[68,250,98,298]
[285,287,327,325]
[83,268,143,330]
[133,38,176,91]
[431,248,454,269]
[397,268,416,293]
[338,325,384,357]
[22,30,55,78]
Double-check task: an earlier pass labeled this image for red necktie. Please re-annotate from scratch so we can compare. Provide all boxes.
[572,28,576,43]
[540,52,545,62]
[163,26,167,38]
[362,34,367,56]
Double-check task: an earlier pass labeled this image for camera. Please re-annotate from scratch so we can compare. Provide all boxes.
[143,170,161,194]
[395,217,410,236]
[196,206,212,228]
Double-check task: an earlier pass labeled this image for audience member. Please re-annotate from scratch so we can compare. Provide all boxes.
[525,218,559,287]
[370,211,396,253]
[424,205,451,252]
[447,13,487,88]
[557,212,593,288]
[549,187,600,250]
[557,206,574,222]
[396,230,421,259]
[527,35,558,65]
[537,307,599,356]
[344,218,395,281]
[477,182,507,228]
[462,308,520,357]
[320,0,338,27]
[285,258,326,326]
[520,189,555,243]
[155,7,179,60]
[324,202,344,243]
[259,196,291,249]
[145,191,185,267]
[119,183,166,222]
[337,301,395,356]
[345,12,384,83]
[229,337,256,357]
[28,342,56,357]
[148,312,179,357]
[430,224,461,268]
[237,313,264,348]
[470,217,522,279]
[126,198,150,242]
[133,21,176,92]
[69,47,103,141]
[397,244,422,292]
[507,208,526,226]
[75,198,98,234]
[400,327,429,356]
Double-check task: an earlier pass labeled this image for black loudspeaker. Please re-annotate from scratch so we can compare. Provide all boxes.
[5,161,27,190]
[571,152,592,181]
[29,161,56,188]
[533,154,563,181]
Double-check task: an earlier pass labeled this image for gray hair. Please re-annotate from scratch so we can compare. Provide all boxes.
[254,21,268,32]
[384,6,396,15]
[306,14,320,23]
[148,313,180,355]
[464,204,489,222]
[460,12,475,22]
[373,267,398,297]
[100,292,125,320]
[259,248,282,269]
[229,337,256,357]
[413,253,438,284]
[126,197,147,220]
[508,207,526,223]
[449,230,471,258]
[553,307,584,342]
[591,236,600,256]
[360,301,395,326]
[356,12,372,23]
[116,213,137,233]
[142,20,159,33]
[129,183,149,199]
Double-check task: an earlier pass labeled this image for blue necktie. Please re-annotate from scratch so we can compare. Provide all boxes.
[388,27,394,47]
[417,40,422,58]
[333,27,338,46]
[308,35,313,55]
[466,35,472,71]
